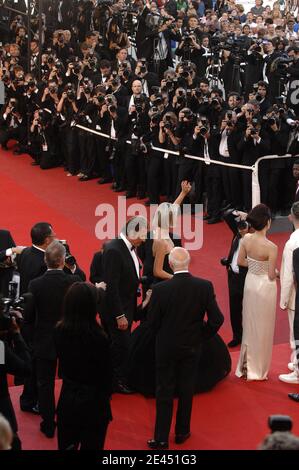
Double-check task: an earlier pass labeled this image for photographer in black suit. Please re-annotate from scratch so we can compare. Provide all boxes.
[25,240,82,438]
[102,216,147,394]
[0,302,31,450]
[221,210,249,348]
[0,230,21,297]
[147,247,224,449]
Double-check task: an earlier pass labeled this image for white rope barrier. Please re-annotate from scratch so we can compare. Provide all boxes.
[75,124,296,209]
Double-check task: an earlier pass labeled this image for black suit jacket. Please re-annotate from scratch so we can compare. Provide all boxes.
[223,210,248,277]
[90,251,104,284]
[17,246,47,295]
[25,270,82,360]
[148,273,224,361]
[102,238,140,325]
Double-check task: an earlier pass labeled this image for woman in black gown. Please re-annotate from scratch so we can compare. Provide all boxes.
[128,199,231,396]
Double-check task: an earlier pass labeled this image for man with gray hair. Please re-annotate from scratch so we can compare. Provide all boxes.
[279,202,299,384]
[102,216,147,394]
[147,247,224,449]
[25,240,82,438]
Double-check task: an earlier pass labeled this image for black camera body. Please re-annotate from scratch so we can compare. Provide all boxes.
[220,257,229,267]
[59,241,76,268]
[0,281,25,331]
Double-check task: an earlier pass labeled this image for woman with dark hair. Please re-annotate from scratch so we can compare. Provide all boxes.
[54,282,112,450]
[236,204,278,381]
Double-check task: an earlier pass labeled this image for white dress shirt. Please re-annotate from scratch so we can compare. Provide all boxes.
[230,240,241,274]
[119,232,140,277]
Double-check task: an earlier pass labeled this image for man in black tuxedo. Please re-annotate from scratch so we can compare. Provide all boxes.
[0,229,17,296]
[222,210,249,348]
[102,216,147,394]
[25,241,82,438]
[17,223,55,414]
[147,247,224,449]
[17,222,56,296]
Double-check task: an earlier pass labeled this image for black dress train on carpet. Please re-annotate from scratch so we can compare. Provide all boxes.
[129,236,232,397]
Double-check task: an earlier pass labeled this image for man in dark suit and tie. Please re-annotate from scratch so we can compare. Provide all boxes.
[25,240,82,437]
[222,210,249,347]
[102,216,147,394]
[17,222,56,296]
[147,247,224,449]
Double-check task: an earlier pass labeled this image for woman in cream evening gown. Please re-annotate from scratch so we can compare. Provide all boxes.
[235,204,278,381]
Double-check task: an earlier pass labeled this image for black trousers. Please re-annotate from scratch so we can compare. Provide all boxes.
[242,171,252,211]
[228,270,245,343]
[147,155,163,204]
[19,356,38,410]
[105,322,131,384]
[64,127,80,175]
[36,358,57,427]
[154,349,200,442]
[125,149,147,195]
[0,126,27,147]
[206,172,223,218]
[58,416,110,450]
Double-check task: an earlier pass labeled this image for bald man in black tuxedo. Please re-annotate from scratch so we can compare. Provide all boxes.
[147,247,224,449]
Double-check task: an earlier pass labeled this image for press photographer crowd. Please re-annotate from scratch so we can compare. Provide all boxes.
[2,0,299,218]
[2,0,299,453]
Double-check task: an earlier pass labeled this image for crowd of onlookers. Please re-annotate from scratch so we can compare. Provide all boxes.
[2,1,299,217]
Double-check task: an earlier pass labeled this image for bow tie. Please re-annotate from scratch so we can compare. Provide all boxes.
[131,245,136,252]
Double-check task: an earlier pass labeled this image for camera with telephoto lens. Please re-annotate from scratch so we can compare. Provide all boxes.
[0,282,25,331]
[73,62,81,74]
[180,62,192,78]
[67,90,76,101]
[199,126,208,136]
[182,32,193,46]
[151,113,161,125]
[182,109,193,121]
[122,69,130,80]
[59,240,76,268]
[49,84,58,94]
[164,114,173,131]
[153,95,163,106]
[267,116,277,126]
[134,96,144,114]
[108,104,117,114]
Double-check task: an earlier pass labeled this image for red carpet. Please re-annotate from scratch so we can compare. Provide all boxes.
[0,147,297,450]
[9,344,299,450]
